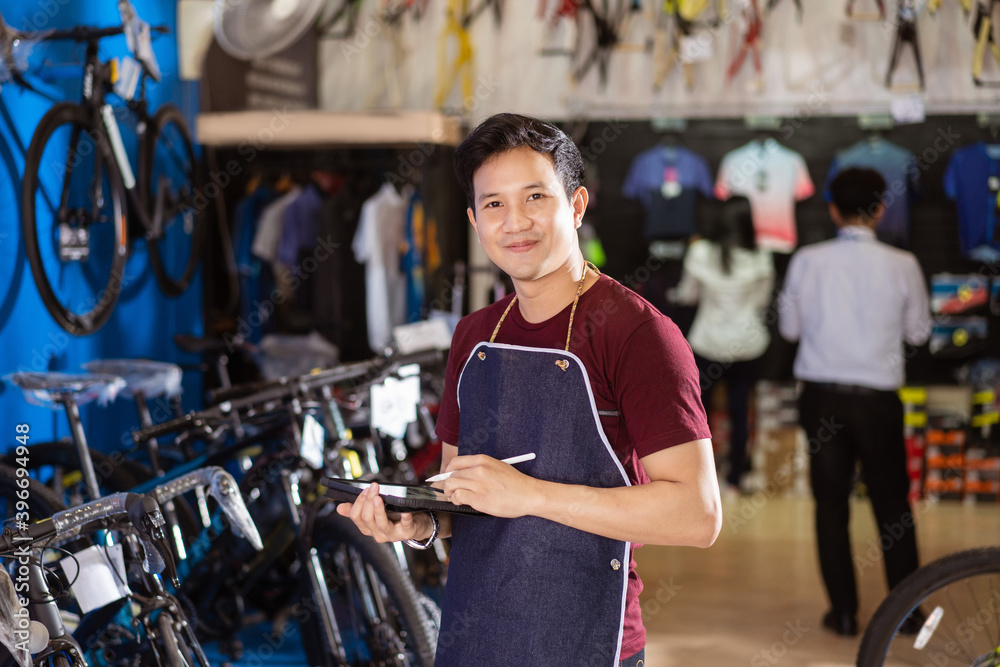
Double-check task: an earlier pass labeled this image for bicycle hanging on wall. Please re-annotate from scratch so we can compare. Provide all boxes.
[4,0,203,336]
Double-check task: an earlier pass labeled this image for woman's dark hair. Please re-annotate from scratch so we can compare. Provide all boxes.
[453,113,585,212]
[705,196,757,274]
[829,168,887,221]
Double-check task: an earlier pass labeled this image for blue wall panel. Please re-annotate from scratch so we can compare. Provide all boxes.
[0,0,203,456]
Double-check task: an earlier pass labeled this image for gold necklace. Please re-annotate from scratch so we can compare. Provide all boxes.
[488,261,599,352]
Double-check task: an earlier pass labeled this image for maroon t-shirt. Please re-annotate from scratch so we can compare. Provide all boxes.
[435,273,710,660]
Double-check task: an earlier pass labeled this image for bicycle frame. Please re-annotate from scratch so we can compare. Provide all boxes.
[71,36,164,243]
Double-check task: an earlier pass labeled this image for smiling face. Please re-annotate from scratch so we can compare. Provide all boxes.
[467,146,588,284]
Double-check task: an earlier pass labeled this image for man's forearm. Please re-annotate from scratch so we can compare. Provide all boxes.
[527,477,721,548]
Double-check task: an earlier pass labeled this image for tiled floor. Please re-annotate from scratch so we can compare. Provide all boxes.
[637,493,1000,666]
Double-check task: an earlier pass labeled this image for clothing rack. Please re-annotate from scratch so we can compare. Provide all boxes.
[201,129,469,362]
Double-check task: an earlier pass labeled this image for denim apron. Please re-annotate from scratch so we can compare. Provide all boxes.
[435,265,632,667]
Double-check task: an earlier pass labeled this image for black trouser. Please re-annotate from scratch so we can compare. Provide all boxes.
[799,383,919,617]
[696,355,758,487]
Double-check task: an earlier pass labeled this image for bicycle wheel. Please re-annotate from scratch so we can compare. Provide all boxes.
[0,461,67,521]
[857,547,1000,666]
[139,104,203,297]
[22,102,129,336]
[300,514,437,667]
[0,440,144,505]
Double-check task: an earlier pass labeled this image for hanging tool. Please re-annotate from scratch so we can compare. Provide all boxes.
[971,0,1000,86]
[572,0,645,88]
[885,0,925,89]
[434,0,503,109]
[727,0,764,87]
[654,0,698,89]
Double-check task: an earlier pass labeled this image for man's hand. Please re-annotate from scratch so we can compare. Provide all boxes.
[441,454,541,518]
[335,483,432,543]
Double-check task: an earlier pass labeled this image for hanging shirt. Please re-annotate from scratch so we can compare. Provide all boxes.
[232,186,278,343]
[944,141,1000,263]
[779,226,932,390]
[402,191,426,323]
[251,186,302,264]
[674,240,774,362]
[825,138,921,248]
[622,146,715,241]
[715,138,815,253]
[352,183,411,352]
[277,183,326,267]
[316,186,368,360]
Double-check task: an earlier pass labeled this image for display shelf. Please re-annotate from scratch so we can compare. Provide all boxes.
[195,110,464,148]
[924,414,968,501]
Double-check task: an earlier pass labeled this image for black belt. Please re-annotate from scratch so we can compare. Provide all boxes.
[805,381,896,397]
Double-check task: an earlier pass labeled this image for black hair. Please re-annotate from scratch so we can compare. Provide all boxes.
[829,168,887,222]
[705,196,757,275]
[453,113,585,212]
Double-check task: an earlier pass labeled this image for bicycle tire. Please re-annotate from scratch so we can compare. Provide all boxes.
[139,104,203,298]
[0,461,67,521]
[0,440,143,502]
[0,440,201,553]
[22,102,129,336]
[300,513,437,667]
[0,120,24,333]
[857,546,1000,666]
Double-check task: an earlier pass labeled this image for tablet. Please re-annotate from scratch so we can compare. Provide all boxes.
[321,478,486,516]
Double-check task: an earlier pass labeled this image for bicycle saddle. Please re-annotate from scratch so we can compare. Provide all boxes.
[82,359,182,400]
[3,371,125,408]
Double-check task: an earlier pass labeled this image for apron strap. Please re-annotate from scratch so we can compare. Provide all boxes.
[489,261,600,351]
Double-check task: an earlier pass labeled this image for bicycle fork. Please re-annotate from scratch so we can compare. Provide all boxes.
[26,561,86,666]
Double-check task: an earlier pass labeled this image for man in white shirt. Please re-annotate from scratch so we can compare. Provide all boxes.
[779,168,932,638]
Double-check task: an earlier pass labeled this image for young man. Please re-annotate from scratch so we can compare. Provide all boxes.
[338,113,721,666]
[779,168,932,637]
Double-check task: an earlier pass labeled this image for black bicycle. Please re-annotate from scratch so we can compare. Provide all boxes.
[857,546,1000,666]
[11,1,202,336]
[0,472,209,667]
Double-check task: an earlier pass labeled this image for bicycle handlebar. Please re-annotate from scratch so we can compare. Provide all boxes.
[149,467,263,551]
[208,349,443,404]
[206,358,377,404]
[0,493,170,580]
[35,23,169,43]
[133,350,443,443]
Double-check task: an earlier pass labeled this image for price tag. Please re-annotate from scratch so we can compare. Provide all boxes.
[371,375,420,440]
[300,413,325,470]
[61,544,129,614]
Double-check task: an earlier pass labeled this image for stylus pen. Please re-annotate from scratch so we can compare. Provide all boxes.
[424,453,536,482]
